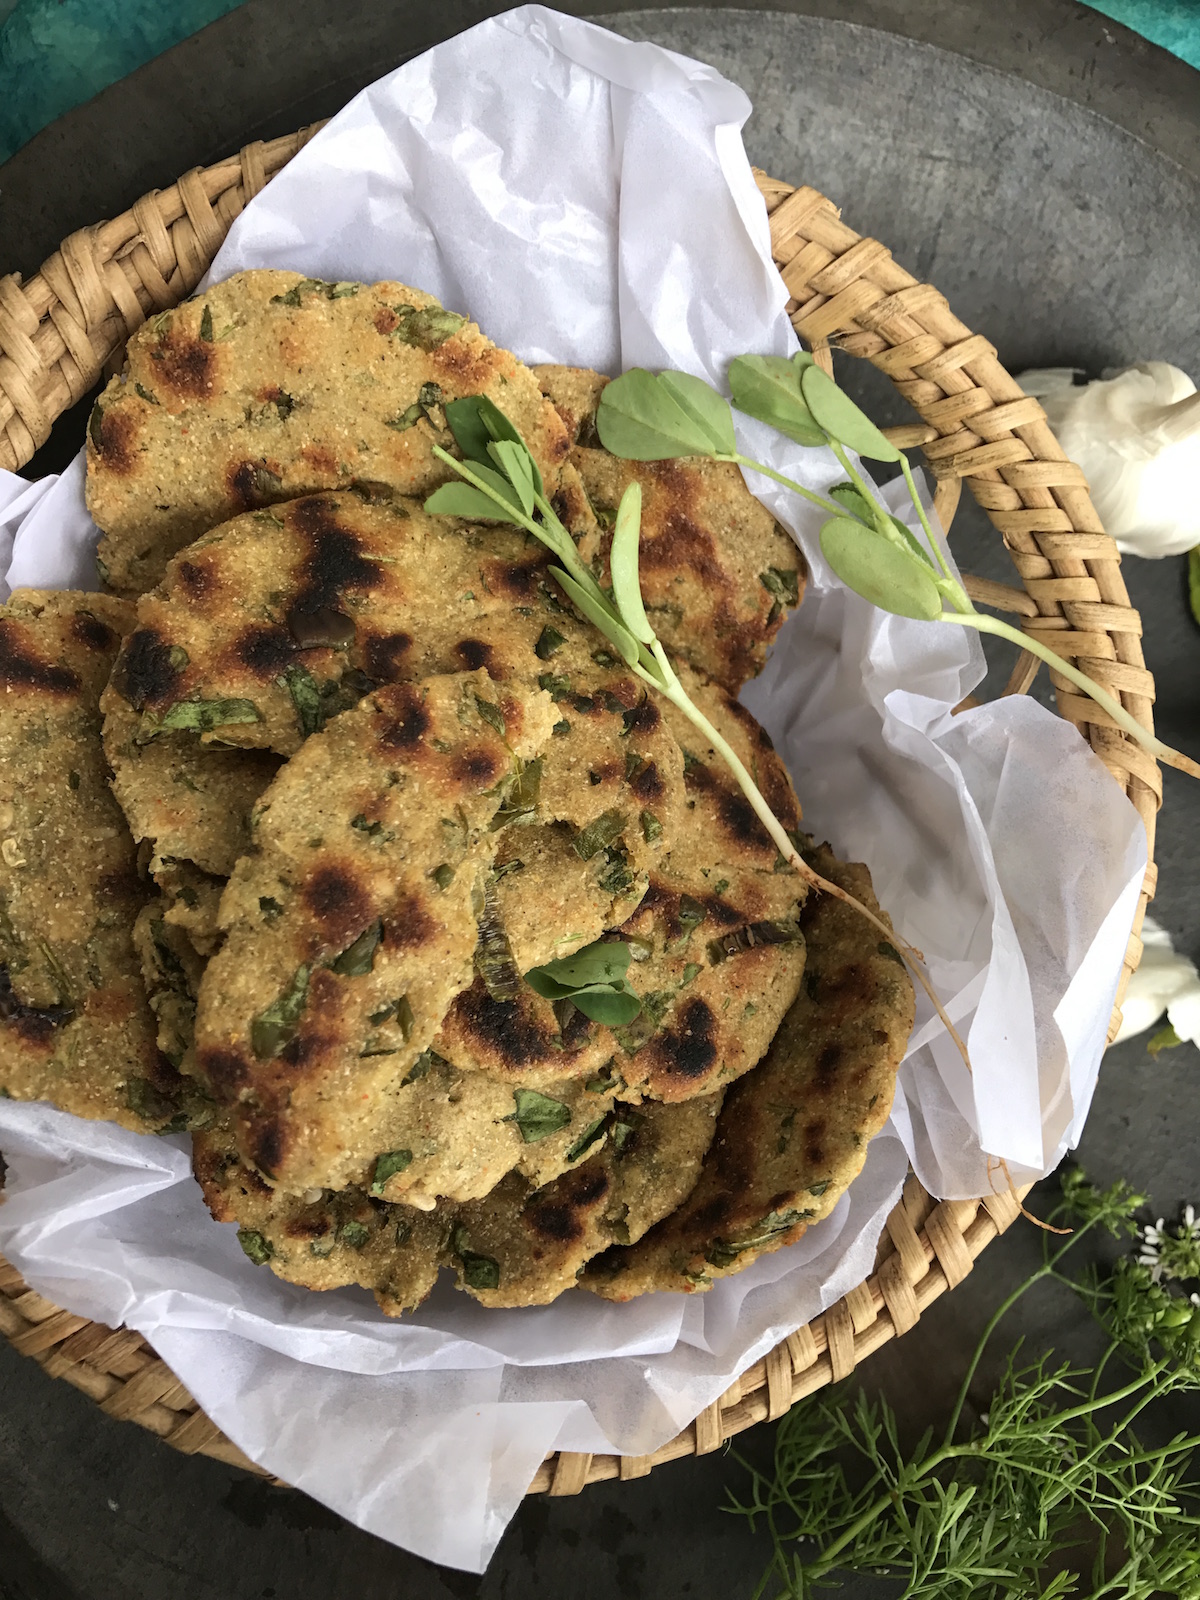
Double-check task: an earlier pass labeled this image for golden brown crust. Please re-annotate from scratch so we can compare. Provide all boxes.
[88,272,570,594]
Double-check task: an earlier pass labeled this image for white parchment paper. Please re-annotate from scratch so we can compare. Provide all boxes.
[0,5,1147,1571]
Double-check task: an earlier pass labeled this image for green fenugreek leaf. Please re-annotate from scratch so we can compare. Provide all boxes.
[199,305,214,343]
[328,920,382,978]
[391,305,465,350]
[424,481,520,523]
[572,808,627,861]
[535,626,566,659]
[339,1220,370,1249]
[487,438,537,516]
[370,1150,413,1194]
[728,354,825,447]
[474,696,506,736]
[156,697,262,733]
[550,566,641,668]
[800,364,901,462]
[250,964,310,1058]
[452,1226,501,1290]
[431,863,456,890]
[819,517,942,621]
[596,369,733,461]
[444,395,538,489]
[657,371,737,456]
[504,1088,572,1143]
[566,1115,612,1164]
[759,567,801,608]
[526,940,633,993]
[279,662,327,737]
[237,1228,273,1265]
[489,756,542,830]
[640,811,663,844]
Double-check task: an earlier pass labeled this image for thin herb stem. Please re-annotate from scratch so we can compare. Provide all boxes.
[898,453,957,587]
[939,610,1200,780]
[733,454,846,520]
[943,1213,1107,1446]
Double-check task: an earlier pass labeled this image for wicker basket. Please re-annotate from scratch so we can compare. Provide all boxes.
[0,128,1158,1499]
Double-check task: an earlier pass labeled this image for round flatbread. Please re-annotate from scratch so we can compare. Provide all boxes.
[87,271,570,594]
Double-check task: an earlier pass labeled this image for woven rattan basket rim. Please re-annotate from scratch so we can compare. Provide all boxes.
[0,127,1157,1499]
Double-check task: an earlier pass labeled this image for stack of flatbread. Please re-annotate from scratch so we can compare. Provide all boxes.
[0,272,913,1313]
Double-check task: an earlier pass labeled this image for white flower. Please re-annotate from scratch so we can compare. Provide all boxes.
[1111,916,1200,1048]
[1018,363,1200,557]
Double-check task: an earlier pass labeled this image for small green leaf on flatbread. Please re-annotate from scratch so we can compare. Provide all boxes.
[800,365,901,462]
[566,1115,612,1164]
[444,395,531,475]
[392,305,466,350]
[424,482,521,524]
[451,1227,501,1290]
[527,939,633,994]
[370,1149,413,1194]
[550,567,640,668]
[279,662,326,737]
[504,1088,572,1143]
[567,982,642,1025]
[250,964,310,1058]
[572,808,628,861]
[820,518,943,620]
[157,697,262,734]
[328,920,382,978]
[487,439,537,516]
[728,354,826,446]
[237,1228,273,1265]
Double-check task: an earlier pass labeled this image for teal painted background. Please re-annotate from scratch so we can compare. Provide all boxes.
[0,1,1197,165]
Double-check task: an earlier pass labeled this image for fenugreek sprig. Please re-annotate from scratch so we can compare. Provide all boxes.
[597,358,1200,783]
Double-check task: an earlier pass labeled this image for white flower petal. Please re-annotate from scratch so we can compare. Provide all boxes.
[1113,920,1200,1045]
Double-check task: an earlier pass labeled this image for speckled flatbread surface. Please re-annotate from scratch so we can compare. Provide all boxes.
[583,846,914,1299]
[0,590,208,1133]
[87,271,570,594]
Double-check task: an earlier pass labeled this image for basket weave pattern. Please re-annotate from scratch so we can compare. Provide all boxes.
[0,132,1156,1496]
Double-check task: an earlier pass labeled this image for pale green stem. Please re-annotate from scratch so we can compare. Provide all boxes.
[829,440,894,538]
[939,611,1200,781]
[898,452,958,588]
[732,453,847,520]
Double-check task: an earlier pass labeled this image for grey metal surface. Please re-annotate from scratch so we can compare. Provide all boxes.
[1,6,1198,1598]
